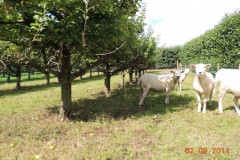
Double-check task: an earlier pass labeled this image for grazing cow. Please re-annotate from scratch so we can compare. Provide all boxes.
[215,68,240,115]
[190,63,214,113]
[178,68,190,91]
[137,71,183,106]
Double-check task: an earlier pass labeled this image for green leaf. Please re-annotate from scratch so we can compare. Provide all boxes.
[39,1,46,8]
[30,22,39,27]
[82,14,86,20]
[33,15,42,21]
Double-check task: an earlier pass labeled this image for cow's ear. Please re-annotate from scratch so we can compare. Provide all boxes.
[169,71,174,73]
[190,64,195,68]
[205,64,211,68]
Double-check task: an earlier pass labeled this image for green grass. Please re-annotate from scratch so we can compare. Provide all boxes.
[0,70,240,160]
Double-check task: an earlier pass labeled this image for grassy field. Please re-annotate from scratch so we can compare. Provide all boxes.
[0,72,48,85]
[0,70,239,160]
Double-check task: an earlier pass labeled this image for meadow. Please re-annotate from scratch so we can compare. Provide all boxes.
[0,70,239,160]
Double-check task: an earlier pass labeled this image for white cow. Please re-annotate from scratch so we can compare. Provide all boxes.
[190,63,214,113]
[215,68,240,115]
[178,68,190,91]
[137,71,183,106]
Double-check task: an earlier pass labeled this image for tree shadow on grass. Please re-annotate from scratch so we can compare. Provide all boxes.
[207,100,219,111]
[223,106,235,111]
[48,84,196,122]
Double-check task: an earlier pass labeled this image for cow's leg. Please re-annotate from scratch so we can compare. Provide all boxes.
[233,96,240,115]
[139,87,143,102]
[165,91,169,104]
[195,92,202,112]
[203,94,210,113]
[213,84,216,94]
[177,81,180,91]
[218,88,227,114]
[139,88,149,106]
[209,92,212,106]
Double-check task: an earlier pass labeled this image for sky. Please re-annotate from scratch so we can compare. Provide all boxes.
[144,0,240,47]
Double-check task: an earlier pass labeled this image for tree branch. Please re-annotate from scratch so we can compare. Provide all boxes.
[95,41,126,56]
[82,0,90,46]
[70,59,102,81]
[0,60,7,68]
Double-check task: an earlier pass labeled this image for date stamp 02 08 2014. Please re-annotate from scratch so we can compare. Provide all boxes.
[184,148,230,155]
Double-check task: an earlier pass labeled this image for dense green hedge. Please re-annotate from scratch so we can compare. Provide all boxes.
[179,10,240,69]
[157,46,181,69]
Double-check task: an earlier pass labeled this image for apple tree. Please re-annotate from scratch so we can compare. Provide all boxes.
[0,0,144,118]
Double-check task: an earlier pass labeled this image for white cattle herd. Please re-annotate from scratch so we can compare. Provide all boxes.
[137,63,240,116]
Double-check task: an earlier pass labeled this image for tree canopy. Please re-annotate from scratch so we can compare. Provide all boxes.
[0,0,159,118]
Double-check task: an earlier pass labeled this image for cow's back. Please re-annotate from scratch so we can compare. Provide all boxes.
[221,71,240,96]
[140,73,173,92]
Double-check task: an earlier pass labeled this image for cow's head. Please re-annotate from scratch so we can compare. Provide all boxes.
[170,70,184,79]
[190,63,211,77]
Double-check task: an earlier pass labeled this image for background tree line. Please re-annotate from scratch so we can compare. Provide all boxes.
[153,10,240,71]
[179,10,240,71]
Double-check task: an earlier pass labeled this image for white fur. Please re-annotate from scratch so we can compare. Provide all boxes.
[215,68,240,115]
[190,63,214,113]
[178,68,190,91]
[137,71,182,106]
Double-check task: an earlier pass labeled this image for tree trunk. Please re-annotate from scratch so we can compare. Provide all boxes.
[6,68,10,83]
[28,72,30,80]
[28,68,31,80]
[104,64,111,98]
[135,69,138,80]
[129,68,133,84]
[104,74,111,98]
[42,48,50,84]
[138,70,141,78]
[120,71,125,88]
[90,69,92,78]
[45,71,50,84]
[59,47,72,118]
[6,73,10,83]
[15,65,21,89]
[97,67,100,76]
